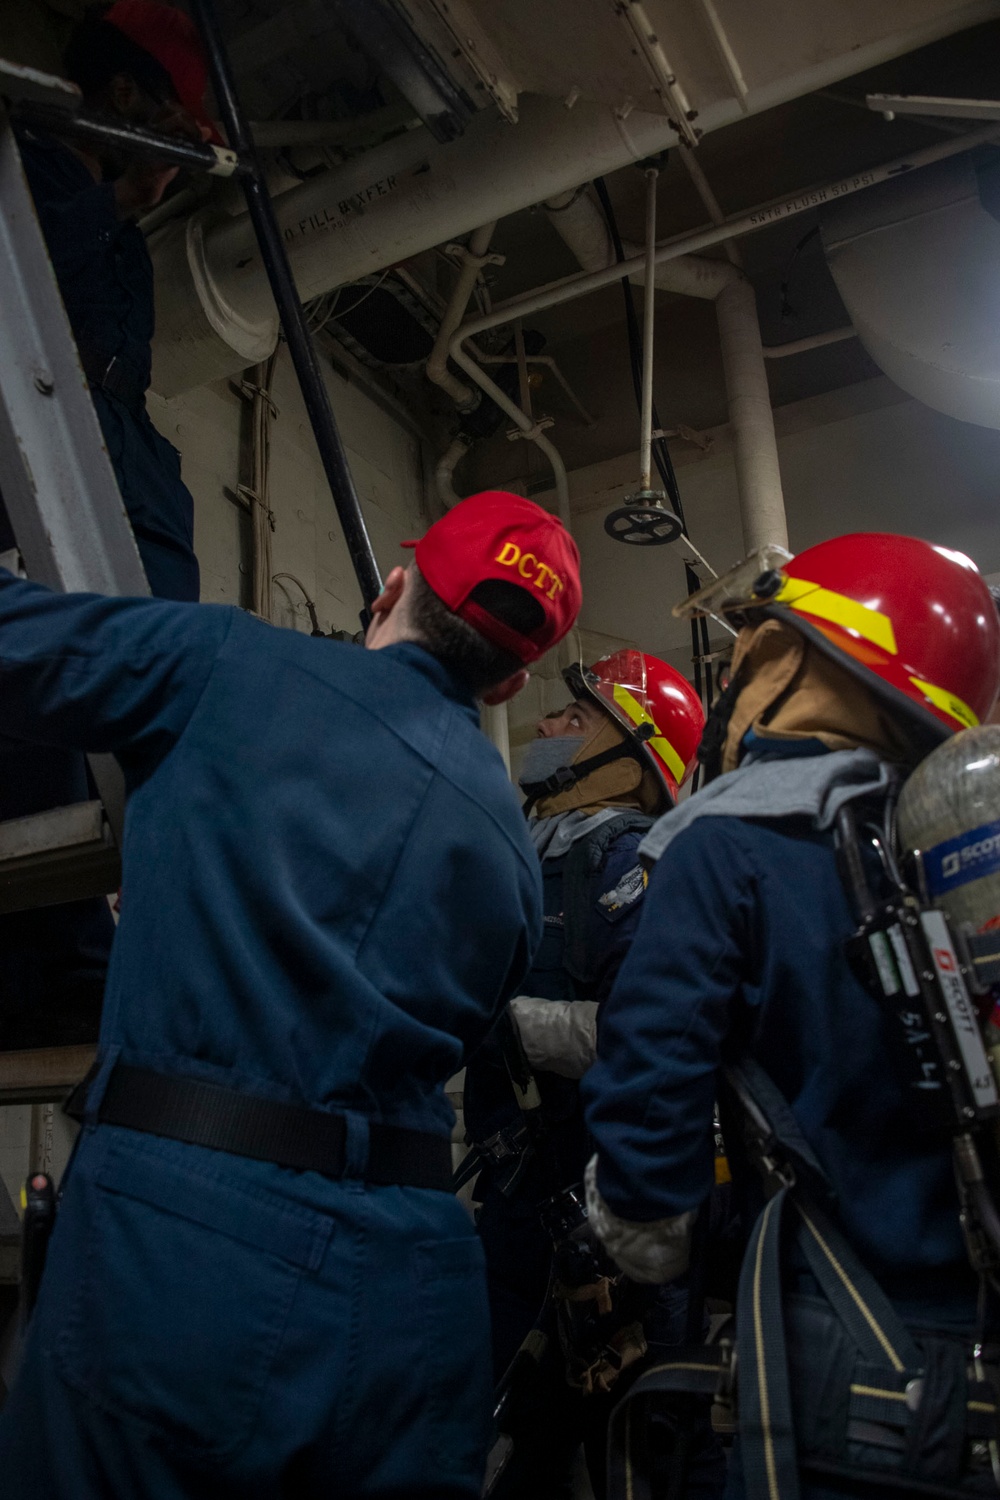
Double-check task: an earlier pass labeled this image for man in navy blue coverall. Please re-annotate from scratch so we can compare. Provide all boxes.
[464,648,711,1498]
[0,490,581,1499]
[0,2,213,1047]
[582,534,1000,1498]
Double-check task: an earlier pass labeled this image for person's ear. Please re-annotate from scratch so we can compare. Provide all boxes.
[481,669,530,707]
[108,73,143,118]
[364,565,407,646]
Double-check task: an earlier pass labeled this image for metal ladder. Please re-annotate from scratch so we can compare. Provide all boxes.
[0,58,149,919]
[0,12,384,1086]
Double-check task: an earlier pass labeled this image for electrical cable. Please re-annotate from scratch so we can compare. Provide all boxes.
[332,267,393,320]
[779,225,820,321]
[272,571,323,634]
[593,177,715,742]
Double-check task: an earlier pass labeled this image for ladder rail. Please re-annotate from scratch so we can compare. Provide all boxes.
[0,102,150,846]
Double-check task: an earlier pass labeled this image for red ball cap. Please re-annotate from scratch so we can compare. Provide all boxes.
[105,0,218,140]
[403,492,582,665]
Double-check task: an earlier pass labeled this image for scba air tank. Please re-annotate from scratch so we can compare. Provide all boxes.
[898,726,1000,937]
[898,725,1000,1082]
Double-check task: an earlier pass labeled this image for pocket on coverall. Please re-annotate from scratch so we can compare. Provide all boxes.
[56,1140,332,1462]
[413,1235,492,1477]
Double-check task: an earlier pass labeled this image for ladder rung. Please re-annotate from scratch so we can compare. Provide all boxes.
[0,802,120,913]
[0,1043,96,1105]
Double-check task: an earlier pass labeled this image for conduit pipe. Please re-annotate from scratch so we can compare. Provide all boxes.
[545,187,786,549]
[639,166,660,493]
[425,222,498,409]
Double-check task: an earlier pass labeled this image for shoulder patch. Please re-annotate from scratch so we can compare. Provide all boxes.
[596,863,648,923]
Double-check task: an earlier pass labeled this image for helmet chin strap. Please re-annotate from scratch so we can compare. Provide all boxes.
[520,741,639,818]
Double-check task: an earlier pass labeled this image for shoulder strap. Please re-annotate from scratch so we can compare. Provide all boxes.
[562,813,654,985]
[723,1060,834,1207]
[520,742,638,815]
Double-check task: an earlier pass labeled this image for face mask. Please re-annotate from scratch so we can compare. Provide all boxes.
[518,735,587,788]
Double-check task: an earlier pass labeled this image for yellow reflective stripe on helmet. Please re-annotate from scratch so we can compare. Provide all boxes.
[612,684,686,784]
[775,577,898,657]
[909,677,979,730]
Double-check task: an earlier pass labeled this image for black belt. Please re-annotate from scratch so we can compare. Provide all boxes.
[67,1064,454,1192]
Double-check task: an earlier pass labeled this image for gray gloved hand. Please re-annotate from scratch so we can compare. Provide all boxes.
[508,996,598,1079]
[584,1154,696,1284]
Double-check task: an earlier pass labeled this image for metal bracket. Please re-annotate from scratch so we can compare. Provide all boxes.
[505,415,554,442]
[443,241,506,269]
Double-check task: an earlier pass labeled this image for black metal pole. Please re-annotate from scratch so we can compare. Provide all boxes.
[188,0,384,611]
[13,102,248,178]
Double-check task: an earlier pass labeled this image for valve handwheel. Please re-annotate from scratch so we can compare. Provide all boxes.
[604,490,683,546]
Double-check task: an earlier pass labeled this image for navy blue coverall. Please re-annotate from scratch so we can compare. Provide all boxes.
[0,130,201,1047]
[583,769,983,1499]
[466,823,726,1500]
[0,576,542,1499]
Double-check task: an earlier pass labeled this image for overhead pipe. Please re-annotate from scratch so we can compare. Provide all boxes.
[477,353,596,425]
[447,125,1000,545]
[435,434,472,509]
[677,147,742,267]
[638,166,659,494]
[715,279,786,549]
[425,223,499,409]
[546,186,786,548]
[761,326,856,358]
[490,125,1000,327]
[151,95,730,395]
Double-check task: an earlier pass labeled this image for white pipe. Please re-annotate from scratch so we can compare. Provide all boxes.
[545,186,784,548]
[477,125,1000,549]
[150,94,729,395]
[425,222,498,409]
[480,702,511,774]
[639,168,659,492]
[761,326,856,358]
[715,279,787,550]
[545,189,737,301]
[446,333,573,528]
[435,435,472,509]
[678,148,742,267]
[477,354,596,425]
[509,125,1000,329]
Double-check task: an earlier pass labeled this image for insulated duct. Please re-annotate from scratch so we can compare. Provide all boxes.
[820,156,1000,428]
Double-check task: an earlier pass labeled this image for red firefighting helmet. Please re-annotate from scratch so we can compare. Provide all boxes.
[563,649,705,805]
[680,533,1000,746]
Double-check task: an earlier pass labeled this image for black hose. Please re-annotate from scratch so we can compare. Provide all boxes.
[188,0,383,613]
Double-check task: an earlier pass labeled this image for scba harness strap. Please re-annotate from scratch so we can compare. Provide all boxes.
[519,740,640,815]
[606,1063,1000,1500]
